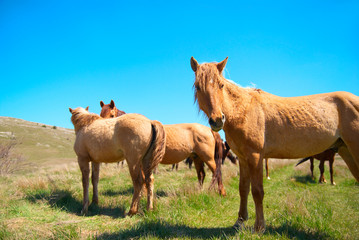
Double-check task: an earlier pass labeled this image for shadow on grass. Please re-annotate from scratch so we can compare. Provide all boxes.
[293,174,316,184]
[95,219,331,240]
[102,186,168,198]
[25,189,127,218]
[102,187,134,196]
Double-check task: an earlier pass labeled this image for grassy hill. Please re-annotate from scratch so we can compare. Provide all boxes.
[0,116,76,171]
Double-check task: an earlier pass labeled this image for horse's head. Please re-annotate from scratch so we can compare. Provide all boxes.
[191,57,228,132]
[100,100,122,118]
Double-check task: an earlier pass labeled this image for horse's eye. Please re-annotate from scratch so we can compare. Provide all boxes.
[110,115,115,118]
[219,84,224,89]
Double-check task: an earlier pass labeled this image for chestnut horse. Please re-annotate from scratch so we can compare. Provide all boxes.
[190,57,359,231]
[296,149,337,185]
[100,100,226,195]
[69,107,166,215]
[100,100,125,118]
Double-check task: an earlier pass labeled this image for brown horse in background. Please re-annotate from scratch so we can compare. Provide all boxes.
[100,100,226,196]
[296,149,337,185]
[69,107,166,216]
[100,100,126,118]
[191,56,359,231]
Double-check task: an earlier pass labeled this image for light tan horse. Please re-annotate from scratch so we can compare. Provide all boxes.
[190,56,359,231]
[161,123,225,195]
[100,100,226,195]
[69,107,166,216]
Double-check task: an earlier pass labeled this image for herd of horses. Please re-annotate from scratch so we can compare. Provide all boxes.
[69,57,359,232]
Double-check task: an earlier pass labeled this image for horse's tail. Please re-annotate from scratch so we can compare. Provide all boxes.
[141,120,166,179]
[296,157,311,167]
[209,131,225,195]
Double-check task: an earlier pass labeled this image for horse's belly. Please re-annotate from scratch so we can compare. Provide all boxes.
[161,148,190,164]
[81,136,125,163]
[265,133,338,159]
[89,147,125,163]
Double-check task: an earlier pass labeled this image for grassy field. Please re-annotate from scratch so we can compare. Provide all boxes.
[0,117,358,239]
[0,157,358,240]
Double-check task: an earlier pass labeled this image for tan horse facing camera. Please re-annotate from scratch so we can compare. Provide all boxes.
[100,100,226,196]
[69,107,166,216]
[190,56,359,231]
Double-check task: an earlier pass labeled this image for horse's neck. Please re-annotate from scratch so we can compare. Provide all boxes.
[222,84,252,120]
[115,108,125,116]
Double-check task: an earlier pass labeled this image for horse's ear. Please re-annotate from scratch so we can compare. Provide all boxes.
[85,106,89,111]
[217,57,228,74]
[100,101,104,107]
[69,108,73,114]
[110,100,115,109]
[190,57,199,72]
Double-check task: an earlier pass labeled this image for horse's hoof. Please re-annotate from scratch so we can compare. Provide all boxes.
[80,209,88,216]
[254,224,266,233]
[267,177,271,180]
[127,210,137,217]
[233,219,244,230]
[332,182,336,185]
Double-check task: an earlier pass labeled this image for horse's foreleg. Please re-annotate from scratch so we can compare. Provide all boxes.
[127,162,144,216]
[318,160,326,183]
[329,156,336,185]
[249,153,265,232]
[78,158,90,215]
[91,162,100,205]
[234,157,250,229]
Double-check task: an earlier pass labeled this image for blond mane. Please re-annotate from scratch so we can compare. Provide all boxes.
[70,107,101,132]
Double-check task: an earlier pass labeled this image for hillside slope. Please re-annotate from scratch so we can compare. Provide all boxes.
[0,117,76,171]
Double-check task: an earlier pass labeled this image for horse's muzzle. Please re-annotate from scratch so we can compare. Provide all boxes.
[209,114,225,132]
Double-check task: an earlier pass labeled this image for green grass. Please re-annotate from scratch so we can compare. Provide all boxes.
[0,158,358,240]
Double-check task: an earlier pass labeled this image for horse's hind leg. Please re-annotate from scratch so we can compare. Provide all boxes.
[91,162,100,205]
[145,172,155,211]
[318,160,326,183]
[127,161,145,216]
[338,144,359,182]
[78,157,90,215]
[265,158,270,179]
[310,158,314,180]
[193,158,205,187]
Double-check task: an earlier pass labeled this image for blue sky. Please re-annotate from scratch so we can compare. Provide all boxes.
[1,1,358,136]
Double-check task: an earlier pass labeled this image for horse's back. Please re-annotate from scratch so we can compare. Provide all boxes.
[74,113,153,163]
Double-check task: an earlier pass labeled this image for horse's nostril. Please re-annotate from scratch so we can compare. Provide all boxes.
[209,118,215,126]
